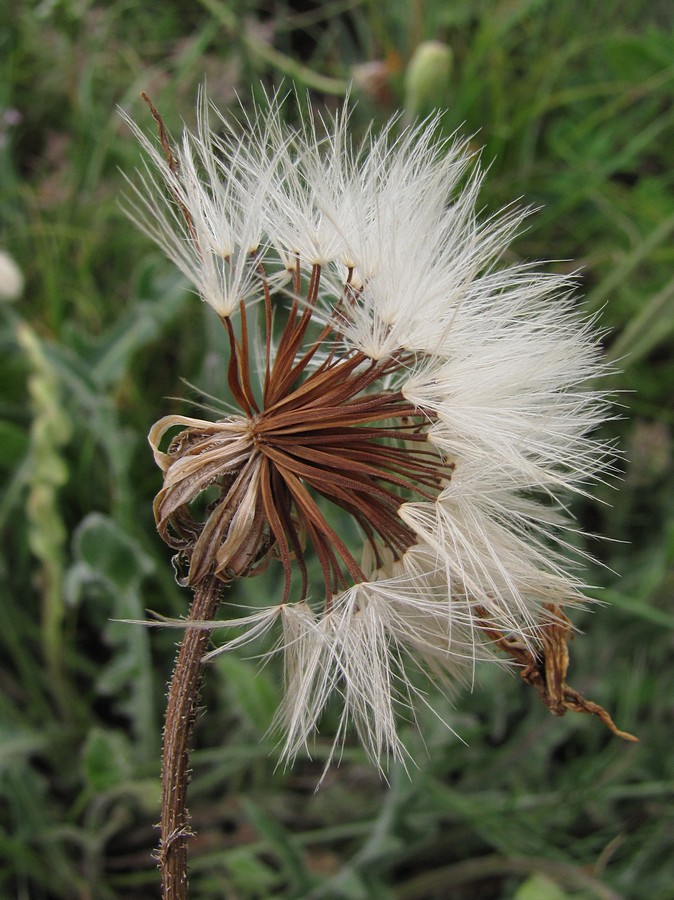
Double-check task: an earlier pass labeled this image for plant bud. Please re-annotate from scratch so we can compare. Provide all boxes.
[404,41,453,117]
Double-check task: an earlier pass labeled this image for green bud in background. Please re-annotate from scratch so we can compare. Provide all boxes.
[404,40,453,117]
[0,249,23,301]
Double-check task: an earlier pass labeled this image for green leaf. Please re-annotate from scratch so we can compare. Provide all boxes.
[0,726,52,773]
[0,421,28,468]
[513,873,571,900]
[216,654,280,735]
[90,276,189,389]
[243,799,316,895]
[67,514,158,761]
[70,511,154,594]
[220,846,280,895]
[82,727,132,792]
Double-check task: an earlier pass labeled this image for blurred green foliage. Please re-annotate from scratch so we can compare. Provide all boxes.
[1,0,673,897]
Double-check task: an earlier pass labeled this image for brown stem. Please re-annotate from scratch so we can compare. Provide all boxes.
[157,574,222,899]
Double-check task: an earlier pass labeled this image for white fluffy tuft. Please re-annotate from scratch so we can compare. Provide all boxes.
[128,91,617,772]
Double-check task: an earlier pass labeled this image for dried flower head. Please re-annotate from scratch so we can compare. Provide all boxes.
[126,91,629,768]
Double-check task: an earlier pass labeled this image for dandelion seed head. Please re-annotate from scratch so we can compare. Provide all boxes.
[127,90,620,768]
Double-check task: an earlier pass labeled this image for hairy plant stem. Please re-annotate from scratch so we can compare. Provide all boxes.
[158,574,222,899]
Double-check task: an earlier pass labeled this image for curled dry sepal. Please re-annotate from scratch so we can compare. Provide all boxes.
[125,90,636,770]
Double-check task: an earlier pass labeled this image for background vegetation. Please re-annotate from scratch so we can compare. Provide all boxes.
[1,0,673,897]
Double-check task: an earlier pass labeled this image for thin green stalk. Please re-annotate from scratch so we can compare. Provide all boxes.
[197,0,350,95]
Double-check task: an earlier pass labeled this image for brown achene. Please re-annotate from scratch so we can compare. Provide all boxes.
[151,260,452,602]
